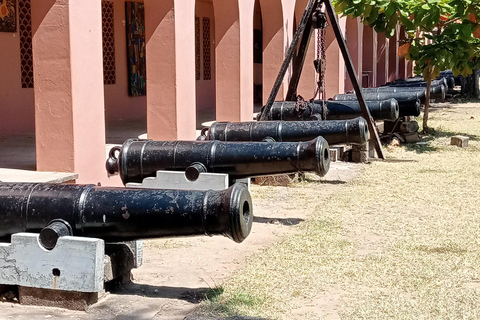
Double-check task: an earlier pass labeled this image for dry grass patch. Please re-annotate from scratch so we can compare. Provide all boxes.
[195,101,480,319]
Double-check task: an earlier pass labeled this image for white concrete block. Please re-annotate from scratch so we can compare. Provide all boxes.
[451,135,469,148]
[126,170,229,191]
[233,178,251,192]
[329,149,338,162]
[0,233,104,292]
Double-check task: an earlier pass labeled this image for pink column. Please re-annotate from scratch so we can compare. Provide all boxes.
[345,17,363,92]
[407,60,414,77]
[362,27,377,87]
[31,0,107,184]
[294,0,316,99]
[376,33,388,86]
[324,15,346,98]
[144,0,196,141]
[388,30,398,82]
[239,0,255,120]
[214,0,254,122]
[398,26,406,79]
[260,0,284,103]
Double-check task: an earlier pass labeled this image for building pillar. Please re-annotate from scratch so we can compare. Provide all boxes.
[362,27,377,88]
[398,26,406,79]
[345,17,363,92]
[407,60,414,78]
[376,32,388,86]
[31,0,107,184]
[260,0,284,103]
[324,15,346,98]
[388,30,398,82]
[294,0,316,99]
[214,0,254,122]
[144,0,196,141]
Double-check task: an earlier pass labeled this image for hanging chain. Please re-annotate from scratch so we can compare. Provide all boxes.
[320,26,327,120]
[312,5,327,119]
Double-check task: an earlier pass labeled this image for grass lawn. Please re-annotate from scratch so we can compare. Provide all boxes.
[192,101,480,319]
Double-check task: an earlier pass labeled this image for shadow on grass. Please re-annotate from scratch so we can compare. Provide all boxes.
[186,316,270,320]
[415,244,467,255]
[105,281,212,302]
[428,127,480,141]
[301,178,347,185]
[253,216,303,226]
[184,287,270,320]
[404,142,439,154]
[371,158,418,163]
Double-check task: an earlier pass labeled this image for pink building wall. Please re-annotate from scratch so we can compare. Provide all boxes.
[324,16,346,98]
[1,0,419,184]
[362,27,377,87]
[195,1,216,111]
[104,0,147,122]
[294,0,316,99]
[388,29,399,81]
[376,33,388,86]
[260,0,284,103]
[32,0,108,185]
[345,16,363,92]
[0,28,35,136]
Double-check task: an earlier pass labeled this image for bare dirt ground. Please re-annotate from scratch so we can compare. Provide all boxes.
[0,162,362,320]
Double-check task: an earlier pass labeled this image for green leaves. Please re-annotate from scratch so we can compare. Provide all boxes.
[332,0,480,77]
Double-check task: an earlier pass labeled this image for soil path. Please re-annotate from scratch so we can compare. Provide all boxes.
[0,162,361,320]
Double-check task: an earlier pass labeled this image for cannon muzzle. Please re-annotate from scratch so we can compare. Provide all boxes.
[0,182,253,244]
[106,138,330,184]
[199,117,369,145]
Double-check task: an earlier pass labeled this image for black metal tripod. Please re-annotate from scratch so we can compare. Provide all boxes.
[258,0,384,159]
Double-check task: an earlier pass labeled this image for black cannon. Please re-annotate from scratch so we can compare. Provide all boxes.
[258,99,398,121]
[359,87,426,103]
[383,81,446,101]
[198,117,369,145]
[386,78,447,88]
[440,70,459,88]
[0,182,253,247]
[333,94,421,117]
[106,138,330,185]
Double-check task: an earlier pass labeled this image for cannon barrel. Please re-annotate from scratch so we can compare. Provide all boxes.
[387,78,447,87]
[384,82,446,101]
[358,87,426,103]
[106,138,330,184]
[439,71,458,88]
[0,182,253,245]
[321,100,399,120]
[261,99,399,121]
[198,117,369,145]
[333,94,421,117]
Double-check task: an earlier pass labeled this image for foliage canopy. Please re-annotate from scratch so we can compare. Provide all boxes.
[333,0,480,80]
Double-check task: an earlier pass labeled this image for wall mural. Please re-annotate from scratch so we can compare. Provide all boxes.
[0,0,16,33]
[125,2,146,96]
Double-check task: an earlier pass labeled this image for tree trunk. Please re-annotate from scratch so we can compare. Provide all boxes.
[422,77,432,133]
